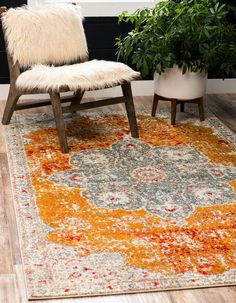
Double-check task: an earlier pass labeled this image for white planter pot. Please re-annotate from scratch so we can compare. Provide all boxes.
[154,65,207,100]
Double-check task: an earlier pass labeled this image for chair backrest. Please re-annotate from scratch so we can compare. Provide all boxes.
[1,4,88,68]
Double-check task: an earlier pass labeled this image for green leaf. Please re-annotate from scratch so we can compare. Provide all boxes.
[142,59,149,76]
[210,8,215,14]
[204,28,210,38]
[155,63,162,74]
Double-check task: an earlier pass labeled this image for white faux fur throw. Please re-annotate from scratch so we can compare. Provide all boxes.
[16,60,140,92]
[2,5,88,67]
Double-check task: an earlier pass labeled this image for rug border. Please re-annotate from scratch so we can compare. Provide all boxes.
[4,119,33,301]
[28,282,236,301]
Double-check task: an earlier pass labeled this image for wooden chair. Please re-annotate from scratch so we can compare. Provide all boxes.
[0,5,140,153]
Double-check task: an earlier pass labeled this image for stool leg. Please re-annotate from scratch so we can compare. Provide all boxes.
[180,102,185,112]
[151,94,159,117]
[171,100,177,125]
[198,97,205,121]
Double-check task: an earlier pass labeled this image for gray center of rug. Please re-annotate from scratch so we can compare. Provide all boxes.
[48,136,236,224]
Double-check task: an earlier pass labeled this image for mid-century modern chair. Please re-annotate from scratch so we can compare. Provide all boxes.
[0,5,140,153]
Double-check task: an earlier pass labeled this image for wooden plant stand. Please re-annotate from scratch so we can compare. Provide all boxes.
[151,93,205,125]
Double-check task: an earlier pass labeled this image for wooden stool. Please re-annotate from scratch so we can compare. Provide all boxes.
[151,93,205,125]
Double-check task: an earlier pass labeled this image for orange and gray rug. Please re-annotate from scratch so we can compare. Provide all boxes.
[6,110,236,299]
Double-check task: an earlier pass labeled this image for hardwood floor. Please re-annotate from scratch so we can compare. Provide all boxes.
[0,94,235,303]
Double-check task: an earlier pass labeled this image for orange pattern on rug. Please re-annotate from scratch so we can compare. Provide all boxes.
[23,115,236,276]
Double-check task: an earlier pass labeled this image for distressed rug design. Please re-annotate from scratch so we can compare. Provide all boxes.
[5,110,236,299]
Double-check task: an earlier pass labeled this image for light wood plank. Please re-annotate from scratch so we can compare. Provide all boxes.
[170,287,236,303]
[0,154,22,265]
[0,174,7,227]
[0,105,7,153]
[0,274,18,303]
[0,227,13,274]
[14,265,28,303]
[206,94,236,132]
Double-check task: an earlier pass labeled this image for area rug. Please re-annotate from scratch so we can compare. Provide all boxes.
[5,109,236,300]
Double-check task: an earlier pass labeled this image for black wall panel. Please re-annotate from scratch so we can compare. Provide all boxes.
[0,50,7,76]
[0,1,27,83]
[84,17,132,49]
[0,24,4,50]
[0,0,26,7]
[84,17,134,72]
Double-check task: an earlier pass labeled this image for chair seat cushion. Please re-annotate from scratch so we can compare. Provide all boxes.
[16,60,140,92]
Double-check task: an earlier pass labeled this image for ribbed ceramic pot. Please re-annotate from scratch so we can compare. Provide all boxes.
[154,65,207,99]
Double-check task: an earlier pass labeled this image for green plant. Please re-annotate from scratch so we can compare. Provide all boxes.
[116,0,236,78]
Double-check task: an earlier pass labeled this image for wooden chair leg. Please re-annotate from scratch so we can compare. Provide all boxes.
[180,102,185,112]
[71,90,84,112]
[2,85,20,125]
[121,83,139,138]
[198,97,205,121]
[49,92,69,153]
[171,100,177,125]
[151,94,159,117]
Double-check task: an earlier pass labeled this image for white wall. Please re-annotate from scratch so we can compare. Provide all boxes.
[28,0,156,16]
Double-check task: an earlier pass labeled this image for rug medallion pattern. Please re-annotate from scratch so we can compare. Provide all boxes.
[6,110,236,299]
